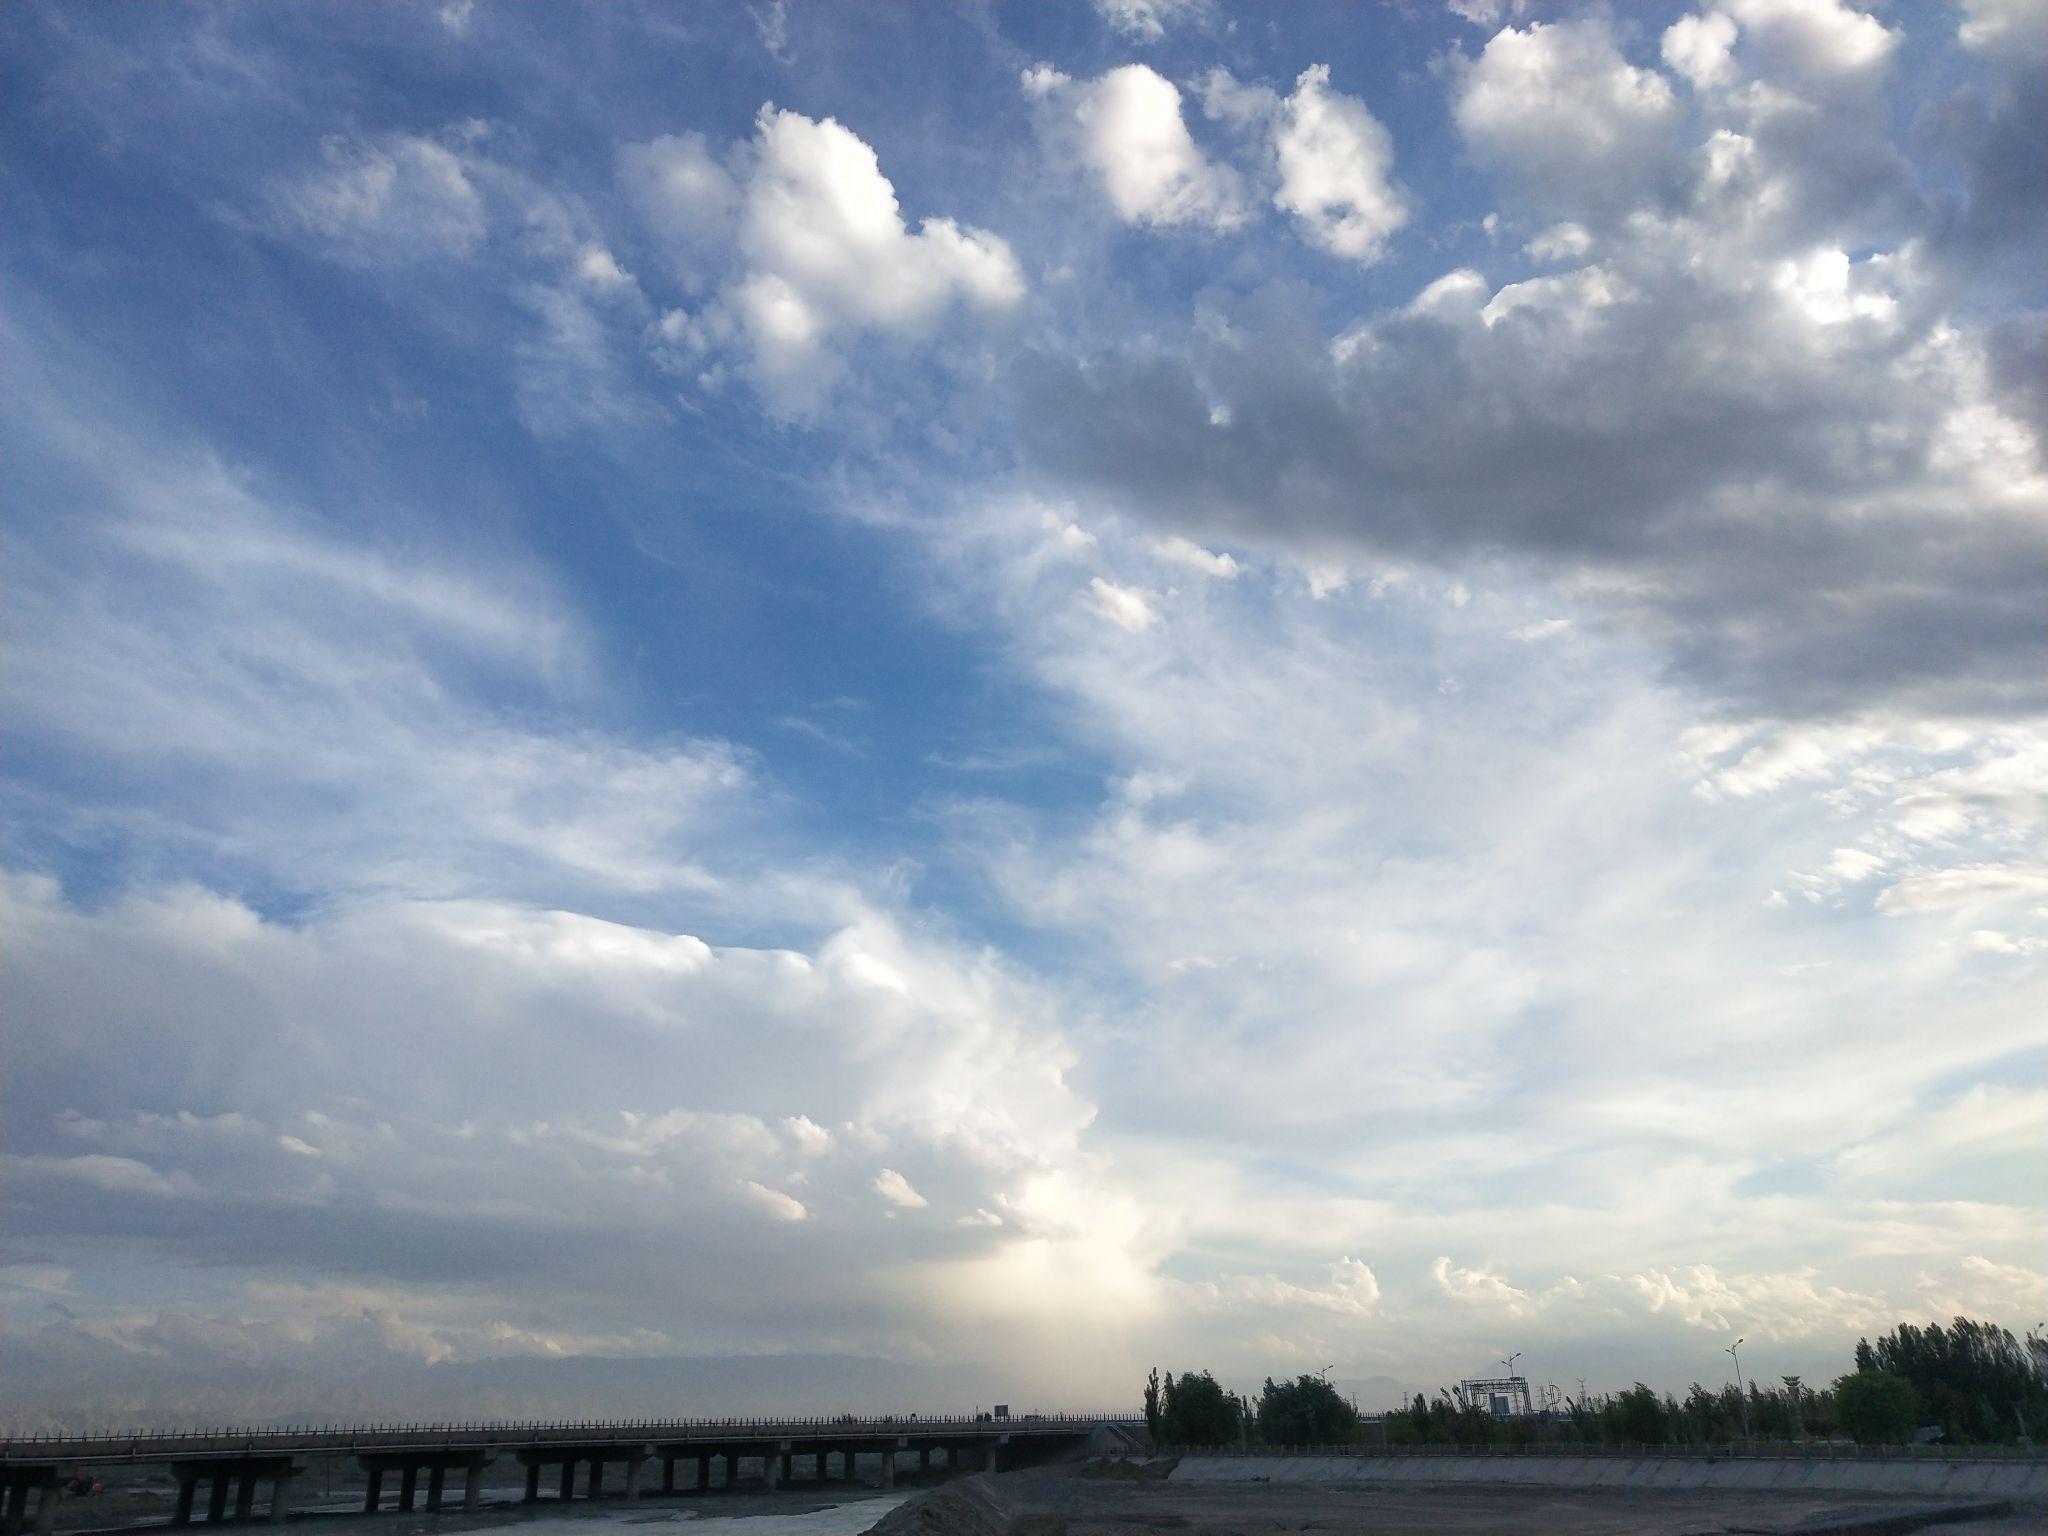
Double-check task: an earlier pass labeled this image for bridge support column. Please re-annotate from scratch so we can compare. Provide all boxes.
[269,1474,295,1523]
[362,1468,384,1514]
[463,1464,484,1513]
[586,1460,603,1501]
[207,1471,232,1524]
[722,1454,736,1489]
[761,1456,777,1493]
[779,1452,792,1485]
[524,1463,541,1503]
[558,1462,575,1501]
[175,1475,200,1525]
[428,1466,448,1514]
[625,1457,643,1502]
[1,1485,25,1536]
[30,1489,55,1536]
[813,1451,826,1482]
[919,1448,931,1478]
[879,1453,894,1491]
[398,1466,418,1513]
[233,1474,257,1523]
[660,1458,674,1496]
[695,1455,710,1492]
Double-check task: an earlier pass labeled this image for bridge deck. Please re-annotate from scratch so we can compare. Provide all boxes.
[1,1415,1116,1467]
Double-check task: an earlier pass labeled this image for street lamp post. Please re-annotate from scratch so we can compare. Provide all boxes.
[1726,1339,1752,1451]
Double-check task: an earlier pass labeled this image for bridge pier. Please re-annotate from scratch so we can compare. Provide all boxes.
[206,1471,232,1524]
[425,1466,446,1514]
[558,1461,575,1500]
[398,1467,418,1513]
[362,1467,384,1514]
[625,1455,644,1501]
[174,1475,199,1525]
[696,1454,710,1492]
[814,1450,827,1483]
[879,1452,894,1491]
[524,1462,541,1503]
[761,1454,777,1493]
[269,1473,295,1523]
[464,1464,485,1513]
[722,1453,737,1489]
[586,1459,603,1500]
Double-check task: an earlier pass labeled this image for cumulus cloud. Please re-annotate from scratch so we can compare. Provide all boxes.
[1030,64,1247,231]
[873,1168,929,1209]
[626,107,1023,411]
[1269,66,1407,263]
[1016,33,2048,724]
[1452,19,1682,220]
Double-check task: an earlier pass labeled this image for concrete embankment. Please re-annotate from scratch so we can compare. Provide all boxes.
[1171,1451,2048,1499]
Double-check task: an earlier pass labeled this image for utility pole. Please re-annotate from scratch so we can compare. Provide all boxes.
[1727,1339,1752,1451]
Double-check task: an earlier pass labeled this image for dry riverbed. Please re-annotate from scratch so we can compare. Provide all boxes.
[865,1463,2040,1536]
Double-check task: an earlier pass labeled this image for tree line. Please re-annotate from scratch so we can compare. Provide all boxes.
[1142,1316,2048,1449]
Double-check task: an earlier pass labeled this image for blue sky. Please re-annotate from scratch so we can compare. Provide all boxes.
[4,0,2045,1425]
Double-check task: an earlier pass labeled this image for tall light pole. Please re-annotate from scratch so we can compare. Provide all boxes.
[1726,1338,1752,1449]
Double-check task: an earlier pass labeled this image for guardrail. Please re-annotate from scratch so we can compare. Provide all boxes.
[1155,1440,2047,1462]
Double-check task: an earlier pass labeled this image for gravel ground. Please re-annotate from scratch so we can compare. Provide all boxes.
[866,1465,2037,1536]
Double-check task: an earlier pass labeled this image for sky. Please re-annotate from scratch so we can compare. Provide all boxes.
[2,0,2044,1429]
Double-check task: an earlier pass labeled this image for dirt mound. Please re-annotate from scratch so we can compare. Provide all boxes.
[864,1474,1053,1536]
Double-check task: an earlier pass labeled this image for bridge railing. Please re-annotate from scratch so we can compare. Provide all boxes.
[1,1412,1140,1458]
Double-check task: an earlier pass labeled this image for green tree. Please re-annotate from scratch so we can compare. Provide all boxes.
[1143,1367,1162,1440]
[1607,1383,1669,1444]
[1254,1374,1358,1445]
[1832,1370,1917,1445]
[1158,1369,1243,1446]
[1856,1317,2045,1444]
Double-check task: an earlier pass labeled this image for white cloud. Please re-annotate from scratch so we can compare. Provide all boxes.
[1054,65,1248,231]
[1956,0,2048,60]
[1510,617,1571,641]
[278,133,487,261]
[741,1180,810,1222]
[1270,66,1407,263]
[1524,221,1593,261]
[1722,0,1897,86]
[3,1153,188,1199]
[624,109,1023,412]
[873,1168,929,1209]
[1094,0,1206,43]
[1150,536,1240,579]
[572,244,634,294]
[621,132,740,289]
[1663,12,1741,90]
[1453,19,1682,221]
[1084,577,1160,632]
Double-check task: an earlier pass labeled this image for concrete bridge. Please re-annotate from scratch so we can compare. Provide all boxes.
[0,1415,1119,1536]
